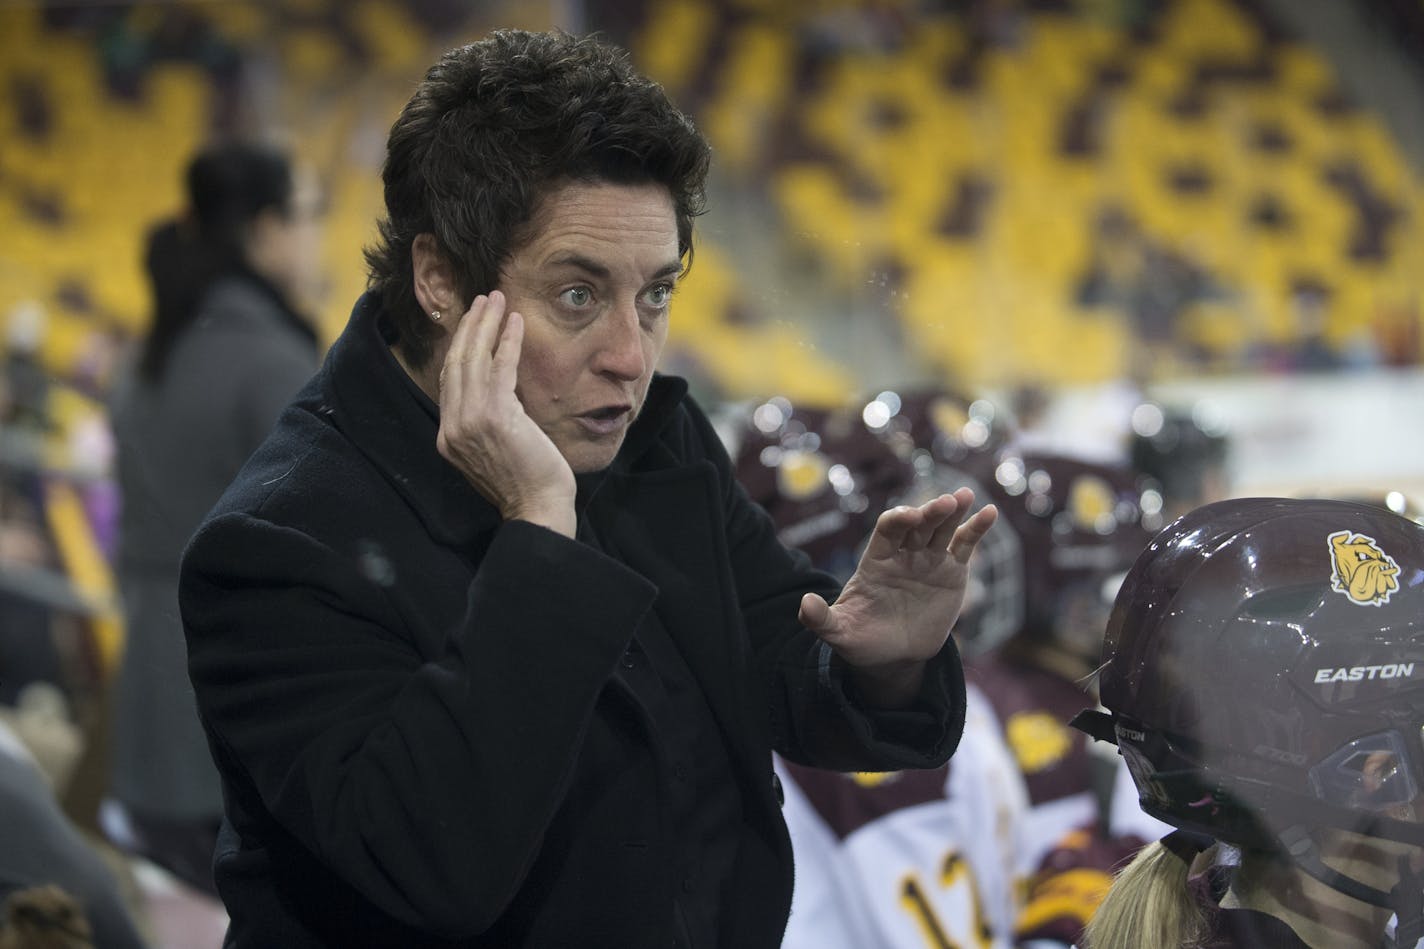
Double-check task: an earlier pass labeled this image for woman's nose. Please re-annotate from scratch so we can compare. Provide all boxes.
[593,304,648,380]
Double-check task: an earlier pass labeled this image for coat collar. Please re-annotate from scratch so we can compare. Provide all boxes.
[322,292,689,548]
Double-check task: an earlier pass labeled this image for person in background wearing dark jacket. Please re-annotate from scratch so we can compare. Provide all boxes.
[108,142,321,897]
[179,30,997,948]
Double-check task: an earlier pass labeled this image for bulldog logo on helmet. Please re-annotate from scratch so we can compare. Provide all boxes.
[1328,530,1400,606]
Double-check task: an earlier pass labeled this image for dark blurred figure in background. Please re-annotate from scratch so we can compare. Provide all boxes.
[106,141,321,896]
[969,450,1169,946]
[0,475,70,710]
[1128,400,1231,522]
[0,721,146,949]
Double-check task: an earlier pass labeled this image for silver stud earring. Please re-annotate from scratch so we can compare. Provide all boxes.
[430,310,442,321]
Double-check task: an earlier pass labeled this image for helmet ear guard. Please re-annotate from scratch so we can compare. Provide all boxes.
[1074,708,1424,849]
[1072,709,1289,850]
[982,450,1157,662]
[1069,708,1115,744]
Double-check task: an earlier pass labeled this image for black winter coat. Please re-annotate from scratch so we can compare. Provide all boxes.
[179,292,967,947]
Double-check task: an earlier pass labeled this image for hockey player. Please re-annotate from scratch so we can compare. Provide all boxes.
[1077,497,1424,949]
[968,449,1169,946]
[735,389,1030,949]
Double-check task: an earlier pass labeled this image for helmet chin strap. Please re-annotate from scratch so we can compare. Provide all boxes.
[1278,825,1424,949]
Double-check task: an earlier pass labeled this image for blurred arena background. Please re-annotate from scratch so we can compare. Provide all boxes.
[1,0,1422,944]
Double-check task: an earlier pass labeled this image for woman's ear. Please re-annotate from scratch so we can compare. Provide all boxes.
[411,233,459,319]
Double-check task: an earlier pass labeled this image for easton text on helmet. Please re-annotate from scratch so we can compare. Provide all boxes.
[1313,663,1416,684]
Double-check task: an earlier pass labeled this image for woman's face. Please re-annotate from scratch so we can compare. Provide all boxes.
[494,180,681,473]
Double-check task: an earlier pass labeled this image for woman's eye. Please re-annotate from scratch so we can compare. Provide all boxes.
[559,287,593,308]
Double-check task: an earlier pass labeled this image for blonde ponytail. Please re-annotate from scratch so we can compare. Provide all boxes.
[1082,840,1211,949]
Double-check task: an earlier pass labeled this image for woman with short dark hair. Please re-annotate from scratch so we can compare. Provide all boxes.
[179,30,996,947]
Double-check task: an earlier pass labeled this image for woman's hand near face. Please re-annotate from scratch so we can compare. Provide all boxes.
[436,291,577,537]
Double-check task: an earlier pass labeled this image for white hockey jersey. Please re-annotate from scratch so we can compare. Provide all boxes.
[779,685,1029,949]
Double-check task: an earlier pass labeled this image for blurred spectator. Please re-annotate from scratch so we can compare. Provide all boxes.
[1005,383,1056,456]
[0,479,68,708]
[1289,281,1348,372]
[1075,206,1233,372]
[106,141,321,897]
[0,721,146,949]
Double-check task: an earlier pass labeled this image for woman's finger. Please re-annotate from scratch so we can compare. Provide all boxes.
[925,489,976,551]
[947,504,998,563]
[862,505,923,559]
[490,310,524,404]
[899,492,963,550]
[797,591,834,636]
[445,292,505,372]
[438,294,488,408]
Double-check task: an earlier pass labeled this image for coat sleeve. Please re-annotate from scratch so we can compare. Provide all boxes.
[181,512,657,938]
[677,399,967,772]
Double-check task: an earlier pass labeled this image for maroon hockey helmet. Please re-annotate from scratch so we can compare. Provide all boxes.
[855,387,1010,486]
[860,388,1023,656]
[1128,400,1231,517]
[985,451,1159,663]
[733,396,911,582]
[1078,497,1424,863]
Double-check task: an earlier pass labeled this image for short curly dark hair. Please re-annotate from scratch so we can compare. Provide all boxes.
[364,30,712,369]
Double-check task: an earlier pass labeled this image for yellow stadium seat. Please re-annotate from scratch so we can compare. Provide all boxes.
[905,17,966,69]
[282,29,347,84]
[760,325,858,406]
[1021,14,1120,102]
[701,23,793,172]
[670,244,736,339]
[200,2,269,43]
[772,162,885,284]
[44,478,124,678]
[0,3,42,43]
[1128,47,1188,98]
[1178,298,1251,363]
[350,0,428,74]
[1334,114,1416,197]
[634,0,716,96]
[1157,0,1261,61]
[1274,43,1335,97]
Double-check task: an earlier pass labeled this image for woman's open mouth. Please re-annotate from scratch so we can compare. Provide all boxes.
[576,405,631,436]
